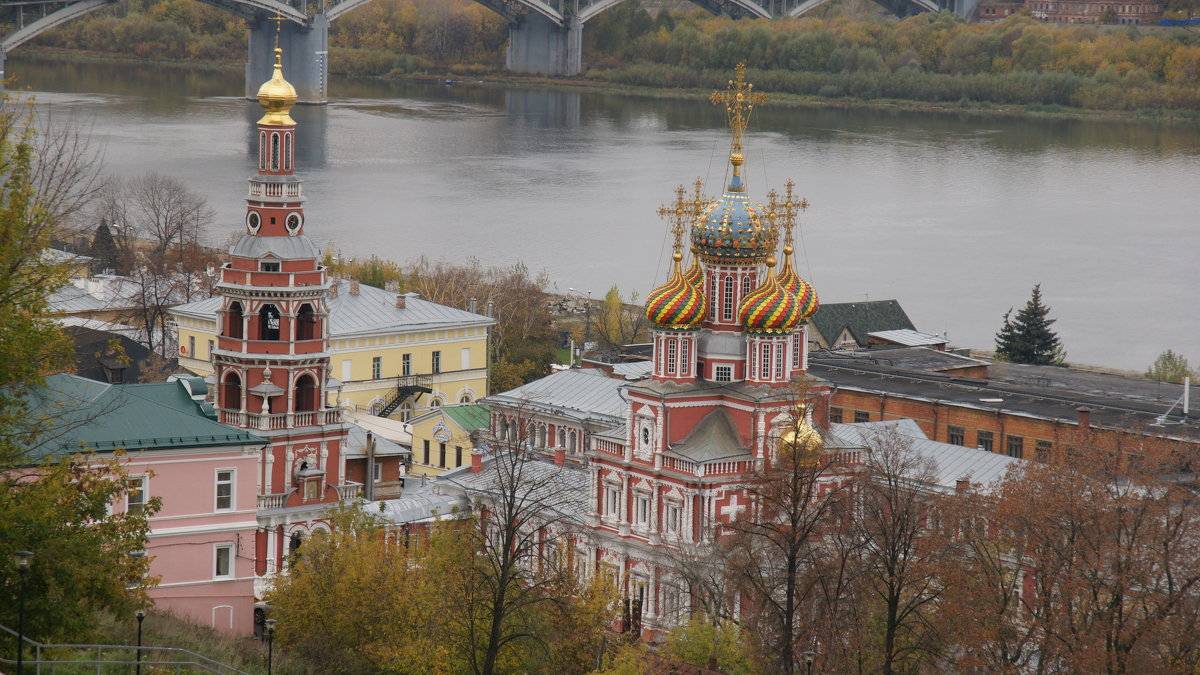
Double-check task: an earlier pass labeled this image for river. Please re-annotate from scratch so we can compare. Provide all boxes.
[11,56,1199,372]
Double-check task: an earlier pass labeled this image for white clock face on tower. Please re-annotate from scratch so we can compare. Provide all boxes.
[285,212,303,234]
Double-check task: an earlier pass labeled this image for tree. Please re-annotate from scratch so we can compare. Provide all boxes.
[664,614,757,675]
[587,285,649,358]
[0,95,157,647]
[994,283,1064,365]
[1146,349,1196,384]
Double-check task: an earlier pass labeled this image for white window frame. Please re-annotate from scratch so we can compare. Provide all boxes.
[214,544,234,580]
[604,483,621,520]
[664,500,682,534]
[714,365,732,382]
[215,469,234,512]
[460,347,471,370]
[373,461,383,483]
[371,356,382,380]
[634,493,651,529]
[127,474,148,514]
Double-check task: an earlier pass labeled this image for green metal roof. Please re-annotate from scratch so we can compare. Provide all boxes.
[809,300,915,348]
[21,373,266,464]
[441,404,490,434]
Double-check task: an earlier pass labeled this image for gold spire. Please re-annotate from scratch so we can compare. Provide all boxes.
[257,45,297,126]
[779,403,822,460]
[711,63,767,193]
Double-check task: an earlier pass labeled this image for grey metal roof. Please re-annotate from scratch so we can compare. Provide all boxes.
[611,361,653,380]
[229,234,321,260]
[170,280,494,336]
[373,481,468,524]
[438,450,590,522]
[486,369,627,423]
[867,329,948,347]
[665,408,752,463]
[342,422,409,458]
[829,419,1023,493]
[815,347,989,373]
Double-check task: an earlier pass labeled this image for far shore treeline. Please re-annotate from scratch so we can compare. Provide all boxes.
[21,0,1200,115]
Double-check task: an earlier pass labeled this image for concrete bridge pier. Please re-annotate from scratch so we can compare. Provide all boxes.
[246,14,329,104]
[506,13,581,76]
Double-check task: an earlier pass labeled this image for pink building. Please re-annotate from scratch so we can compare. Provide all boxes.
[28,373,266,634]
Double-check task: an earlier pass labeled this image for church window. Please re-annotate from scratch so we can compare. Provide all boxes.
[296,303,316,340]
[760,344,770,379]
[295,375,318,412]
[774,343,784,379]
[259,132,266,170]
[431,398,441,408]
[742,276,751,297]
[605,484,620,518]
[439,443,446,468]
[226,302,244,339]
[792,332,801,369]
[399,402,414,421]
[680,339,690,376]
[715,365,732,382]
[222,372,242,410]
[460,394,472,404]
[569,430,578,452]
[664,501,681,534]
[558,429,566,448]
[284,132,292,171]
[259,304,281,341]
[708,275,717,320]
[634,493,650,527]
[722,277,734,321]
[270,133,280,171]
[666,339,676,374]
[260,261,280,272]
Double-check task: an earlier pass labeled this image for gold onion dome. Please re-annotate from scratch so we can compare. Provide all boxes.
[778,404,822,458]
[645,252,708,331]
[682,247,704,288]
[739,256,802,335]
[776,245,819,322]
[257,47,297,126]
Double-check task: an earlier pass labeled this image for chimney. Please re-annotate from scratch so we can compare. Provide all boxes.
[349,279,360,296]
[486,301,494,317]
[471,450,483,473]
[396,293,406,309]
[365,431,376,502]
[329,278,339,298]
[554,447,566,467]
[385,279,399,292]
[1077,406,1091,430]
[955,477,970,494]
[469,297,478,314]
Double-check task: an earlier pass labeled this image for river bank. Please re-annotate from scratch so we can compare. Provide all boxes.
[15,48,1200,126]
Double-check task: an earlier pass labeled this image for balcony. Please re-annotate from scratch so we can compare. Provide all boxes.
[661,456,756,478]
[335,482,362,501]
[219,408,342,430]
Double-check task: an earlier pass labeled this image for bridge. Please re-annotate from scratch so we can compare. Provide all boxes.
[0,0,977,104]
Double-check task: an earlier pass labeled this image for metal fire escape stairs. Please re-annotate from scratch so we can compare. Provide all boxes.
[377,374,433,417]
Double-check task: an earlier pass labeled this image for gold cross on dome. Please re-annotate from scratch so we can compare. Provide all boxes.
[771,178,809,247]
[710,63,767,167]
[657,185,690,254]
[268,11,287,49]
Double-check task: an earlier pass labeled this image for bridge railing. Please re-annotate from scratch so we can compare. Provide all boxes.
[0,622,250,674]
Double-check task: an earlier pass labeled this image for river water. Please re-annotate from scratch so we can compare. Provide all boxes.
[11,57,1198,372]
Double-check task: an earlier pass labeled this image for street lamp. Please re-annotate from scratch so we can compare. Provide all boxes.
[265,618,277,675]
[13,551,33,674]
[803,649,816,675]
[135,609,146,675]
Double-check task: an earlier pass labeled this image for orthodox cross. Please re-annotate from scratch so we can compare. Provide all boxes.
[268,11,287,50]
[657,185,690,255]
[710,63,767,170]
[768,178,809,247]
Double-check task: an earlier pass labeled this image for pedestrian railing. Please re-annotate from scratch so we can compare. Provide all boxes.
[0,623,249,674]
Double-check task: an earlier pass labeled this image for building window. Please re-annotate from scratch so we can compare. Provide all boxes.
[708,275,717,320]
[977,430,994,452]
[259,304,281,341]
[634,494,651,528]
[722,277,734,322]
[304,479,319,500]
[207,339,214,358]
[432,351,441,374]
[759,344,770,379]
[605,484,620,518]
[664,501,681,534]
[270,132,280,171]
[423,440,430,465]
[259,131,266,170]
[127,476,147,514]
[215,470,234,511]
[372,356,381,380]
[460,394,472,404]
[680,339,690,376]
[829,407,843,424]
[455,446,463,467]
[1006,435,1024,458]
[948,426,965,446]
[792,332,801,369]
[854,410,869,423]
[742,275,751,298]
[400,402,414,422]
[439,443,446,468]
[774,343,784,379]
[1036,440,1053,462]
[714,365,732,382]
[214,544,233,579]
[667,339,677,374]
[402,353,411,376]
[373,462,382,483]
[283,131,292,171]
[461,347,471,370]
[260,261,280,272]
[430,398,442,408]
[188,335,195,358]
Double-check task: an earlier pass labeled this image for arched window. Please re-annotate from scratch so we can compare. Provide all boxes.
[296,303,316,341]
[430,398,442,408]
[259,132,266,171]
[666,339,677,375]
[708,274,717,320]
[792,332,801,369]
[742,276,752,297]
[680,338,690,376]
[295,374,318,412]
[284,132,292,171]
[459,394,472,404]
[722,277,735,321]
[259,304,281,341]
[558,428,566,448]
[399,402,414,421]
[760,344,771,380]
[222,372,242,410]
[226,302,244,339]
[569,430,578,452]
[270,133,280,171]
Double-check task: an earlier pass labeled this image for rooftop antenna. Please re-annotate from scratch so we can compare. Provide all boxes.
[1152,376,1191,426]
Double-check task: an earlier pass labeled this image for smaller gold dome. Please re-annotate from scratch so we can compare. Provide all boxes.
[257,48,297,126]
[778,404,822,462]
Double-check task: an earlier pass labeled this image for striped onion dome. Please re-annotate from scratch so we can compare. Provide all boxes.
[645,253,708,331]
[682,248,704,288]
[740,257,802,335]
[776,245,819,321]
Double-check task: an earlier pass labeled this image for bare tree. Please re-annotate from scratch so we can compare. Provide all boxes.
[127,173,213,271]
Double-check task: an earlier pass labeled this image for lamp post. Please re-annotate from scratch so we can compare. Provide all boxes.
[803,650,816,675]
[265,618,277,675]
[134,609,146,675]
[13,551,33,674]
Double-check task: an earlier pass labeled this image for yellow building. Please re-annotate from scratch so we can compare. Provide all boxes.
[406,404,489,476]
[170,279,494,420]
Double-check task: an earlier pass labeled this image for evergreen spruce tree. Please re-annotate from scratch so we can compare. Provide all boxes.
[994,284,1064,365]
[87,218,121,274]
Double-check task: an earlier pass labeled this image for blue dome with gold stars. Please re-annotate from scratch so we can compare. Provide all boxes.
[691,175,777,266]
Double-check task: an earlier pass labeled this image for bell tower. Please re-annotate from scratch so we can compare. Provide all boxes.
[211,46,347,581]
